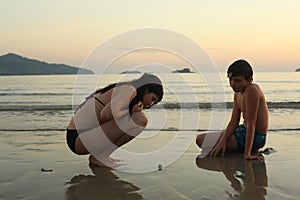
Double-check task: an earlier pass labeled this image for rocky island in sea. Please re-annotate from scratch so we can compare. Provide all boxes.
[172,68,194,73]
[121,70,141,74]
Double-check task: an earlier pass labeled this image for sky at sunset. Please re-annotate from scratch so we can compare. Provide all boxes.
[1,0,300,72]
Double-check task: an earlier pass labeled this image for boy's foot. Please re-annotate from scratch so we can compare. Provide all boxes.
[88,155,120,168]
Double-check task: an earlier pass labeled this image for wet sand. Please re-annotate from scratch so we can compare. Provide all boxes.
[1,130,300,200]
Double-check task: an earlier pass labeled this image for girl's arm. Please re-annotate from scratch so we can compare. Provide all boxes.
[100,85,137,122]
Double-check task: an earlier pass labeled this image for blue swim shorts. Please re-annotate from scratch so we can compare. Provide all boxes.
[234,125,266,150]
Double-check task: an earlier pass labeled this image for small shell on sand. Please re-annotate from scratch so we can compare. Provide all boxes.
[158,164,162,171]
[41,168,53,172]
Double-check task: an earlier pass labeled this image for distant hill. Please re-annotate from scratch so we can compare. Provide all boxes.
[0,53,94,75]
[172,68,194,73]
[296,68,300,72]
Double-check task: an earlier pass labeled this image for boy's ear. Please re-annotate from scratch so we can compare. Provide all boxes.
[248,76,253,82]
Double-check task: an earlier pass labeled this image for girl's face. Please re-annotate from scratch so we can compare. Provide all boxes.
[142,92,159,109]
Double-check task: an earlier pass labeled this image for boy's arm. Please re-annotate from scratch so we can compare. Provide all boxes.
[211,94,240,156]
[223,95,241,140]
[244,86,263,160]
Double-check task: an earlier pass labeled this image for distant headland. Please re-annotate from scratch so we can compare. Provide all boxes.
[0,53,94,75]
[296,68,300,72]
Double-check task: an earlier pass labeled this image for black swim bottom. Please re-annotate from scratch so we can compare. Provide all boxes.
[66,129,79,154]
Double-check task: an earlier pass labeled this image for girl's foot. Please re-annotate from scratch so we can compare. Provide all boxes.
[88,155,119,168]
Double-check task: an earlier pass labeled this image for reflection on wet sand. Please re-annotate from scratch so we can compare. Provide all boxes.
[65,164,143,200]
[196,154,268,200]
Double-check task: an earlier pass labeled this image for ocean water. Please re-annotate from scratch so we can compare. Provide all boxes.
[0,72,299,133]
[0,72,299,131]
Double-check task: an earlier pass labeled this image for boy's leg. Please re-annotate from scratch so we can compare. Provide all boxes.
[196,131,223,149]
[196,131,223,157]
[226,134,239,151]
[196,133,206,147]
[196,131,238,152]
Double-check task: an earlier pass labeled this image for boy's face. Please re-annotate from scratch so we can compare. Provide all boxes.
[228,75,252,93]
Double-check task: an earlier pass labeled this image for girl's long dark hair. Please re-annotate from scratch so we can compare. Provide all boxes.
[83,73,163,112]
[129,73,163,111]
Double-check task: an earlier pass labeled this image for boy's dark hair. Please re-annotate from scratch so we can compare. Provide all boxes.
[227,59,253,80]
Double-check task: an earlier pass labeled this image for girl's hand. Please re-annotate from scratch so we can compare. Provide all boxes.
[131,101,143,113]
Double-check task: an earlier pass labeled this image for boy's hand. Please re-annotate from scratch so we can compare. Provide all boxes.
[244,155,264,160]
[210,139,227,157]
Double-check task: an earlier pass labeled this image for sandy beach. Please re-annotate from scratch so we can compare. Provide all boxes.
[1,129,300,200]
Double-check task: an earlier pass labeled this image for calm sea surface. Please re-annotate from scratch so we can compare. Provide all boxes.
[0,72,299,133]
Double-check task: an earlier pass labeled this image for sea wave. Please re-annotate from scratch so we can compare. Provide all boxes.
[0,101,299,111]
[0,92,72,96]
[0,105,72,111]
[0,127,299,132]
[160,102,300,109]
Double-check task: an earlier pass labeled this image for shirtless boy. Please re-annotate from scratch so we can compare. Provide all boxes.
[196,59,268,160]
